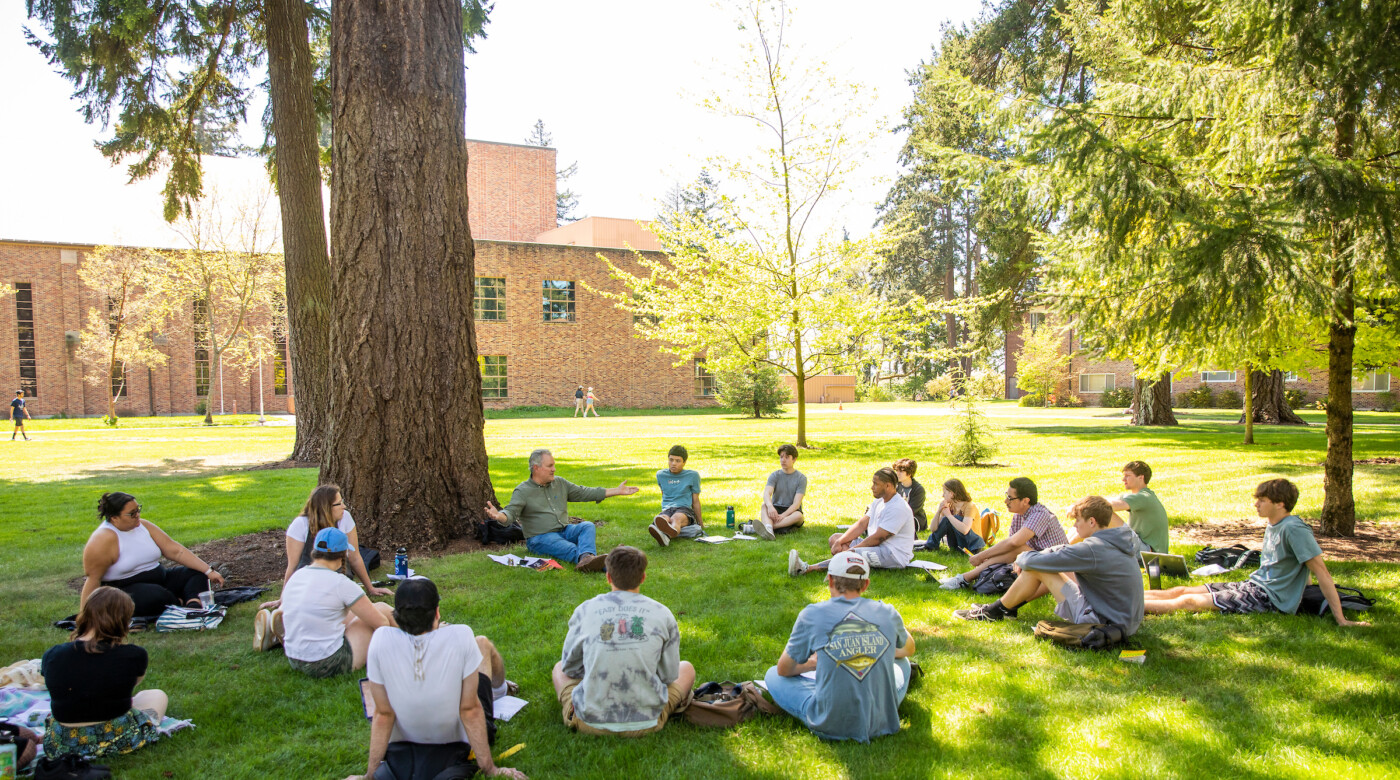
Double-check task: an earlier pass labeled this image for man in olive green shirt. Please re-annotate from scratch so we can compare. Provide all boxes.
[484,448,638,571]
[1108,460,1170,554]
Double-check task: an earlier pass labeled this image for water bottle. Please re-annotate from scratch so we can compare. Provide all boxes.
[394,547,408,577]
[726,506,735,529]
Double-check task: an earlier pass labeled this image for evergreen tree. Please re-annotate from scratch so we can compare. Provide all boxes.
[714,364,790,418]
[524,119,581,225]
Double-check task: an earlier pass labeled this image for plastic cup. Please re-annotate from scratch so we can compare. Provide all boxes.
[198,590,216,611]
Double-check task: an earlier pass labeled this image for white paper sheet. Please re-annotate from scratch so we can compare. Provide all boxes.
[488,554,521,566]
[908,559,948,571]
[730,533,757,540]
[493,695,529,721]
[1191,563,1228,576]
[800,670,816,680]
[694,535,731,544]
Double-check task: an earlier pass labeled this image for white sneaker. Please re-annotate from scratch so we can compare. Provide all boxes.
[754,517,776,541]
[939,573,969,590]
[253,608,276,652]
[788,549,808,576]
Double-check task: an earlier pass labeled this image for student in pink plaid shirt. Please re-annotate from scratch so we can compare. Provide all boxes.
[939,477,1069,590]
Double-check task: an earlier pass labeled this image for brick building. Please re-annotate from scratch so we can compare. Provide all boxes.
[0,140,717,417]
[1004,309,1395,409]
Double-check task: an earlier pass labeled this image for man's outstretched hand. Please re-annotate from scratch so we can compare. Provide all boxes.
[606,480,640,498]
[484,504,507,522]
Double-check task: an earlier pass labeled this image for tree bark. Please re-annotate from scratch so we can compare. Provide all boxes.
[1131,372,1178,426]
[1243,365,1254,444]
[322,0,494,549]
[264,0,332,464]
[1321,101,1357,537]
[1236,369,1307,426]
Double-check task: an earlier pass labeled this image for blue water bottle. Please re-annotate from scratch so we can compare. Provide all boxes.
[726,506,735,529]
[394,547,408,577]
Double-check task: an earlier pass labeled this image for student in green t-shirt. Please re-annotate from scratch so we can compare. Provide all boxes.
[1143,479,1369,627]
[1108,460,1170,554]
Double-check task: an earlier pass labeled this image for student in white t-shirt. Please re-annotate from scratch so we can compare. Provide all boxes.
[789,468,916,576]
[260,484,392,614]
[262,527,394,677]
[349,578,526,780]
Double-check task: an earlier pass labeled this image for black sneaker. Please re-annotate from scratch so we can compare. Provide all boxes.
[35,754,112,780]
[953,602,1014,622]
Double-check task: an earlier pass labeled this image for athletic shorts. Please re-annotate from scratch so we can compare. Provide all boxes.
[288,637,353,678]
[1053,579,1102,624]
[658,506,697,522]
[1207,580,1278,615]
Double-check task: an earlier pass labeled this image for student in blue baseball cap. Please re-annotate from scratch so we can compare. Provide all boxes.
[271,526,396,677]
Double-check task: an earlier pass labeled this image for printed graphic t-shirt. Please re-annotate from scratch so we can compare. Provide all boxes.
[782,595,908,742]
[1249,514,1325,613]
[560,590,681,732]
[656,469,702,511]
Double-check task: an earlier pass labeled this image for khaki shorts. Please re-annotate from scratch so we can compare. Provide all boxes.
[1053,579,1102,625]
[559,678,692,737]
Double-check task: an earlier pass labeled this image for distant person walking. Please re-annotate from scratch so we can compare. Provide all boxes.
[574,385,585,417]
[584,387,600,417]
[11,391,31,441]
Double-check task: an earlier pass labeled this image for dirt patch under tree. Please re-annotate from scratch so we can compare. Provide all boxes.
[1173,518,1400,563]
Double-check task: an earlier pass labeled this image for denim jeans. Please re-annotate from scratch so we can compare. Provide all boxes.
[925,517,986,554]
[525,522,596,563]
[762,658,910,739]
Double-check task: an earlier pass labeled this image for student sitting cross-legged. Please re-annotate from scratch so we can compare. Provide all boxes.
[649,444,705,546]
[788,467,916,577]
[764,550,914,742]
[1143,479,1370,627]
[345,577,526,780]
[552,546,696,736]
[752,443,808,540]
[939,476,1068,591]
[953,496,1145,633]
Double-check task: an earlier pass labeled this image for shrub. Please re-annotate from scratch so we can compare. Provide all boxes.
[103,414,119,428]
[1284,389,1308,408]
[924,375,953,402]
[1314,396,1329,411]
[1100,387,1133,408]
[856,382,895,402]
[1371,391,1396,412]
[943,397,998,466]
[715,365,790,418]
[963,369,1005,400]
[1184,385,1214,409]
[1175,392,1192,408]
[1018,392,1046,407]
[1215,389,1242,409]
[194,399,209,416]
[1054,394,1086,408]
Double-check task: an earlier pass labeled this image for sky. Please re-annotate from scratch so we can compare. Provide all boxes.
[0,0,984,248]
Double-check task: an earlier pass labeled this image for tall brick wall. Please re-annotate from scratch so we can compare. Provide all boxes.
[465,140,558,242]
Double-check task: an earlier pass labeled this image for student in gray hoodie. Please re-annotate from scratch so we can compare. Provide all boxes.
[953,495,1145,635]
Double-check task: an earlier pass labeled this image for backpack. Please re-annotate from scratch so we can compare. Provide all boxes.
[1033,619,1128,650]
[683,681,780,728]
[972,510,1000,545]
[1193,544,1260,570]
[478,518,525,546]
[1297,585,1375,616]
[972,562,1017,595]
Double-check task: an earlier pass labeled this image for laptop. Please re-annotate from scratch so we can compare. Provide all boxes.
[1140,551,1190,589]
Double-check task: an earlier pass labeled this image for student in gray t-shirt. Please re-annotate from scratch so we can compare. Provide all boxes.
[764,550,914,742]
[753,443,808,540]
[552,546,697,736]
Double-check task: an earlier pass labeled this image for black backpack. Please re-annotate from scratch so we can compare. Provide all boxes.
[973,563,1018,595]
[1193,544,1261,570]
[1297,585,1375,616]
[478,518,525,546]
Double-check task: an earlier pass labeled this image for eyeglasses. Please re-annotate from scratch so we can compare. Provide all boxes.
[1003,494,1022,502]
[123,505,142,517]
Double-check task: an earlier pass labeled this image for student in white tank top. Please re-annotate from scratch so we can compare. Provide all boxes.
[80,492,225,618]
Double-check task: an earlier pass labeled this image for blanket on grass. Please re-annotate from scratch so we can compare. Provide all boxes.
[0,687,194,765]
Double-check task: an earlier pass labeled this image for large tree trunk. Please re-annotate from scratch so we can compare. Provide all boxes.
[265,0,332,464]
[1131,372,1178,426]
[1236,369,1307,426]
[323,0,494,549]
[1321,102,1357,537]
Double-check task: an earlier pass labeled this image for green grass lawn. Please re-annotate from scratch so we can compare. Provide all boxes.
[2,404,1398,779]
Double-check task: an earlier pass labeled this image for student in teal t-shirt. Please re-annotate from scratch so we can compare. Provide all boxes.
[648,445,703,547]
[1143,479,1369,626]
[1108,460,1170,553]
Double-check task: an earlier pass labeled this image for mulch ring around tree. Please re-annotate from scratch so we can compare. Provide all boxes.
[1174,518,1400,563]
[68,518,602,591]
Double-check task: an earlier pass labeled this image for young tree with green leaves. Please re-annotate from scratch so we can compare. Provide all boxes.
[1013,322,1070,407]
[75,246,169,425]
[593,0,919,447]
[715,364,790,418]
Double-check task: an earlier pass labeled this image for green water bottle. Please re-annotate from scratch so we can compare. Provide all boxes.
[726,506,735,529]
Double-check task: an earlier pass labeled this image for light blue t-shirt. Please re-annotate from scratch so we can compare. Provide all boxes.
[1249,514,1324,614]
[782,595,908,742]
[656,468,701,511]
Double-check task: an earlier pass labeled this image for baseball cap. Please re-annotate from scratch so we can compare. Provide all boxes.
[828,550,870,580]
[313,527,352,553]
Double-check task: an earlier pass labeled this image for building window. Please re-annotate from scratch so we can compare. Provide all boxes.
[273,301,289,396]
[480,355,508,399]
[193,298,211,397]
[1201,370,1236,383]
[1283,371,1299,382]
[694,360,716,397]
[14,282,37,397]
[542,280,576,322]
[1354,370,1391,393]
[1027,312,1047,333]
[1078,373,1115,393]
[474,277,506,321]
